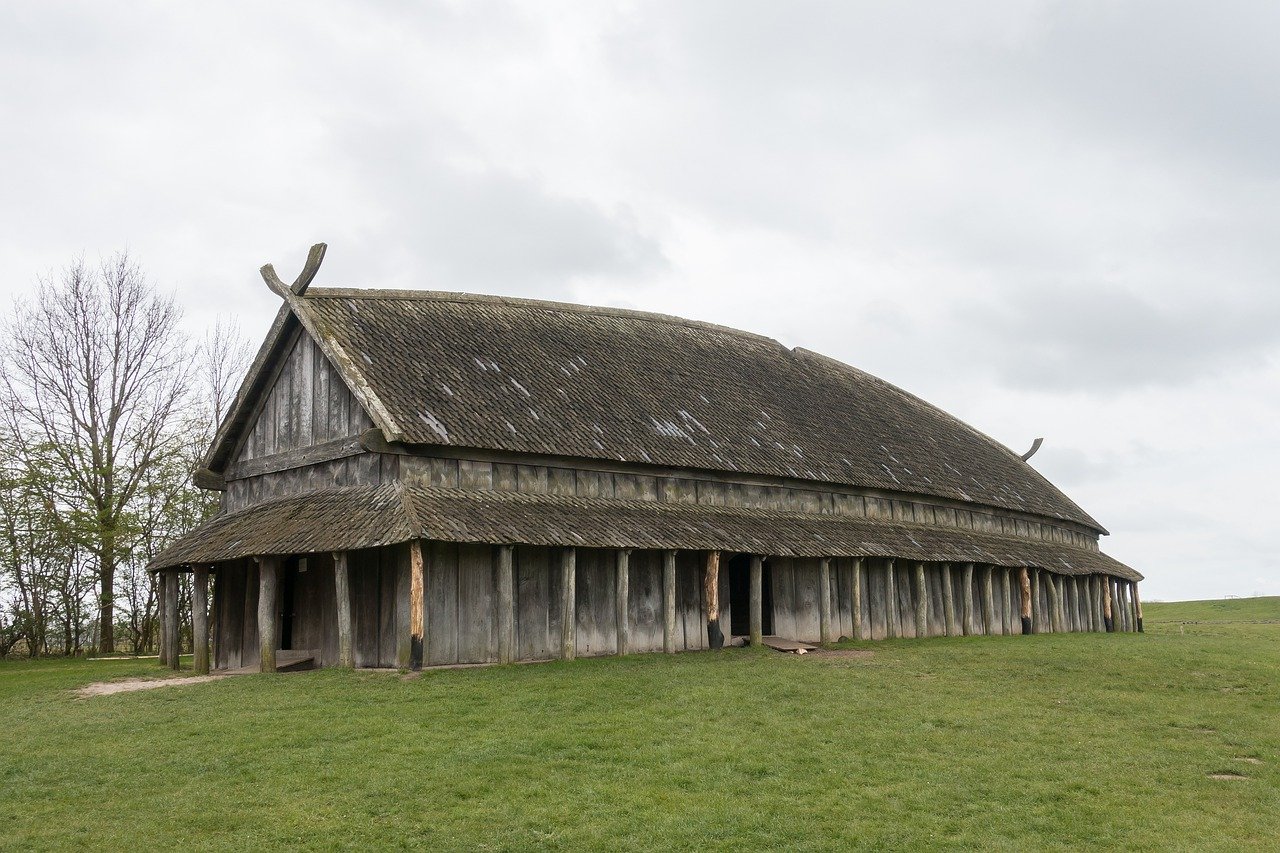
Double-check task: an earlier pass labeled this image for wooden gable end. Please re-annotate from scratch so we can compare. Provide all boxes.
[232,326,372,467]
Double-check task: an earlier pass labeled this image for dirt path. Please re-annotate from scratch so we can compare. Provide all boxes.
[75,674,229,698]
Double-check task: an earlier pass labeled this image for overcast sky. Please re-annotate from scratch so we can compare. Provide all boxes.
[2,1,1276,601]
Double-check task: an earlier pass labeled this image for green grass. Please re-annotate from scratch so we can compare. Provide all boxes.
[2,600,1278,850]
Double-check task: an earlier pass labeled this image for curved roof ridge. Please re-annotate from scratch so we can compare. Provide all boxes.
[305,287,786,348]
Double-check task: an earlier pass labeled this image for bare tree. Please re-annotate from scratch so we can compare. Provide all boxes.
[1,254,191,652]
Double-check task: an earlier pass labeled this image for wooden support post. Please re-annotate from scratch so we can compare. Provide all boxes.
[615,549,631,655]
[884,559,898,639]
[162,570,180,669]
[1083,575,1095,632]
[157,571,169,664]
[1103,576,1115,632]
[561,548,576,660]
[497,544,514,664]
[961,563,974,635]
[819,557,833,644]
[749,555,764,645]
[1062,576,1073,632]
[982,565,997,635]
[851,557,864,641]
[1100,573,1111,627]
[1031,569,1042,633]
[941,563,957,637]
[914,562,928,638]
[406,540,426,669]
[1019,567,1032,635]
[1132,582,1143,633]
[257,556,279,673]
[705,551,724,649]
[1116,580,1129,632]
[1046,573,1061,633]
[192,566,210,675]
[663,550,677,653]
[333,551,353,668]
[1002,569,1014,635]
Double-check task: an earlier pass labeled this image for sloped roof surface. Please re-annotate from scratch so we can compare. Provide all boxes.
[150,484,1138,579]
[298,290,1102,530]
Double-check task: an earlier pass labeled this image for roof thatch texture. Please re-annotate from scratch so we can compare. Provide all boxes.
[151,484,1140,580]
[278,290,1101,530]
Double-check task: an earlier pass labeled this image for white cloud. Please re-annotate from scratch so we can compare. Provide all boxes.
[1,0,1275,600]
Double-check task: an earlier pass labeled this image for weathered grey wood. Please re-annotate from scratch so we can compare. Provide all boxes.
[961,563,975,635]
[884,559,898,639]
[1031,569,1042,633]
[940,563,956,637]
[819,557,833,644]
[1092,575,1104,632]
[193,566,210,674]
[615,549,631,655]
[1001,568,1014,635]
[663,550,677,653]
[1103,575,1114,632]
[157,571,170,665]
[495,544,515,663]
[1132,582,1144,633]
[1116,579,1129,632]
[749,555,764,645]
[982,565,997,635]
[1048,574,1064,633]
[257,556,279,672]
[852,557,864,640]
[332,551,353,667]
[162,571,180,669]
[914,562,928,638]
[227,435,365,481]
[561,548,576,660]
[455,543,495,663]
[1019,567,1032,634]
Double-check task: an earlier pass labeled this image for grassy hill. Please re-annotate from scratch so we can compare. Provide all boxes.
[2,597,1277,850]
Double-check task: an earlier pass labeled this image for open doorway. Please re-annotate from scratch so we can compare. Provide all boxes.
[279,558,299,651]
[728,554,772,637]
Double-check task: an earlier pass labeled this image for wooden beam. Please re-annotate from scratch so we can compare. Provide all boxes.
[961,563,974,636]
[225,434,365,481]
[1103,576,1115,632]
[1116,579,1129,632]
[940,563,956,637]
[497,544,514,664]
[1002,568,1014,635]
[192,566,210,675]
[615,549,631,656]
[914,562,928,638]
[162,571,180,669]
[333,551,353,668]
[819,557,833,644]
[749,555,764,646]
[705,551,724,649]
[257,556,280,673]
[884,559,898,639]
[1132,582,1144,633]
[561,548,577,660]
[851,557,864,641]
[663,550,677,653]
[192,467,226,491]
[1083,574,1095,632]
[1031,569,1042,633]
[1019,567,1032,635]
[1046,573,1061,633]
[157,571,169,664]
[982,565,997,635]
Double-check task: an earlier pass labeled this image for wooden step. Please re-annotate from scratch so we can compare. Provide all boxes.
[759,636,817,653]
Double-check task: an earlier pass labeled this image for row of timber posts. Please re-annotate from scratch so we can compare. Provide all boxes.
[239,545,1146,675]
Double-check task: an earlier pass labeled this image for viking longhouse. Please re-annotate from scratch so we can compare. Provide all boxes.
[151,245,1143,674]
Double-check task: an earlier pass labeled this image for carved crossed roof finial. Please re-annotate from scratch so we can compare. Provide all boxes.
[260,243,327,298]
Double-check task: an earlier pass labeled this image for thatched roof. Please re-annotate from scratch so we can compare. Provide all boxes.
[207,289,1105,532]
[150,484,1140,580]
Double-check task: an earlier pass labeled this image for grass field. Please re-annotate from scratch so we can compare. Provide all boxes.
[2,597,1277,850]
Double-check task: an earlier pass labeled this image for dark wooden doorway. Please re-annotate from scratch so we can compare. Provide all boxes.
[728,554,772,636]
